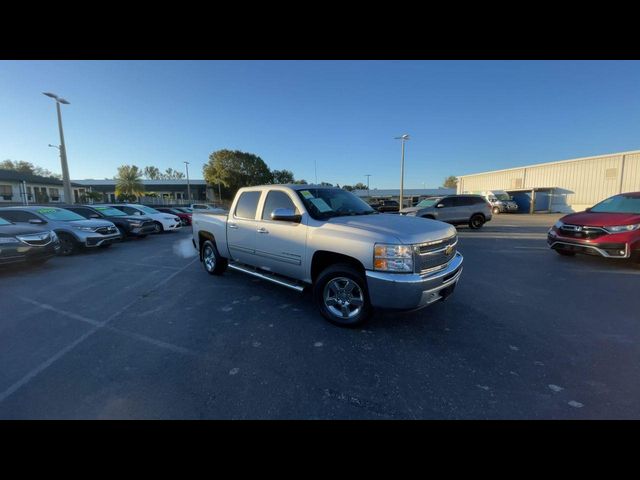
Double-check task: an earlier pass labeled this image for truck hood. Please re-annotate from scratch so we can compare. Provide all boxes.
[561,211,640,227]
[327,213,456,244]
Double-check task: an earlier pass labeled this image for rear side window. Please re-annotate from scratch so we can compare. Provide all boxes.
[454,197,475,206]
[0,210,39,222]
[262,191,296,220]
[439,197,455,207]
[235,191,261,219]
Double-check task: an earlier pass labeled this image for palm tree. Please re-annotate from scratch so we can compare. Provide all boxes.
[115,165,145,201]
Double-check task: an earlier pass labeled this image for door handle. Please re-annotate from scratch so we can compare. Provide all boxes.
[228,223,239,229]
[257,227,269,234]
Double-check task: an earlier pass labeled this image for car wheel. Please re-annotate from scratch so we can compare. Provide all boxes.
[57,233,77,256]
[469,214,485,229]
[555,249,576,256]
[313,264,372,327]
[492,207,500,214]
[153,222,164,234]
[202,240,227,275]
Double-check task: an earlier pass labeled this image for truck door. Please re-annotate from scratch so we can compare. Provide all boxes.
[227,190,262,265]
[253,189,307,279]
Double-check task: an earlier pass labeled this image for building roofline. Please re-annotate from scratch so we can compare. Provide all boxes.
[457,149,640,179]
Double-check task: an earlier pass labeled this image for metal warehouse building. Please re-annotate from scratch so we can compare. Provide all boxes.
[457,150,640,213]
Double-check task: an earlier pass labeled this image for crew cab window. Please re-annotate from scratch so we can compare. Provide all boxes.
[262,191,296,220]
[0,210,39,223]
[235,191,261,219]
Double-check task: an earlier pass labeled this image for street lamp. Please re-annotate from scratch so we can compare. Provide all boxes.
[183,161,191,202]
[394,134,410,210]
[43,92,73,204]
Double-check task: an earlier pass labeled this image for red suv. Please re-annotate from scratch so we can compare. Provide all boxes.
[547,192,640,262]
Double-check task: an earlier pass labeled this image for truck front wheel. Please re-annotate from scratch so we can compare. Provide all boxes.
[314,264,372,327]
[202,240,228,275]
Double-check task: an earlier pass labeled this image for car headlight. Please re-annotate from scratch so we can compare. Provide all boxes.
[553,220,564,229]
[127,220,142,227]
[374,244,414,273]
[74,226,95,232]
[0,236,19,244]
[605,223,640,233]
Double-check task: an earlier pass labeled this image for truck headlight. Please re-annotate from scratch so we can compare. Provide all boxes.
[374,244,413,273]
[605,223,640,233]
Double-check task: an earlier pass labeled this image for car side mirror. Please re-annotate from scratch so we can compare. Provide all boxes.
[436,204,445,208]
[29,219,45,224]
[271,208,301,223]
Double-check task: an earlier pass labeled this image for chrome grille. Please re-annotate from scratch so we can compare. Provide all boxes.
[415,235,457,274]
[559,224,607,240]
[95,226,118,235]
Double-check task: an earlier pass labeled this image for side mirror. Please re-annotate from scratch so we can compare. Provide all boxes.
[271,208,301,223]
[436,204,445,208]
[29,219,45,224]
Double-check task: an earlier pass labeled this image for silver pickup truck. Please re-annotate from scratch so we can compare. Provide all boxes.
[192,185,463,327]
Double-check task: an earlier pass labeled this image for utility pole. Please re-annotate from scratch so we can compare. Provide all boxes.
[365,174,371,199]
[183,161,191,202]
[43,93,73,204]
[394,134,410,209]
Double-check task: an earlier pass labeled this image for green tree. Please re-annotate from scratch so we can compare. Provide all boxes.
[342,185,354,191]
[84,190,104,202]
[143,166,161,179]
[353,182,367,190]
[292,179,308,184]
[270,169,295,184]
[115,165,145,200]
[203,149,273,198]
[319,182,333,187]
[443,176,458,189]
[1,159,61,179]
[161,168,185,180]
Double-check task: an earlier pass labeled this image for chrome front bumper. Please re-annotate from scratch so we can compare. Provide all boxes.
[365,252,463,310]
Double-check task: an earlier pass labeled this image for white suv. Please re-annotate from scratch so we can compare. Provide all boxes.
[108,204,181,233]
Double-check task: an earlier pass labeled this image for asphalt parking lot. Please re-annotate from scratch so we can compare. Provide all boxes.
[1,214,638,419]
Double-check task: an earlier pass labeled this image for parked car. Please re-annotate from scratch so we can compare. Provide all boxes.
[192,185,463,327]
[399,195,492,229]
[154,207,192,226]
[191,203,226,213]
[476,190,519,214]
[0,216,60,266]
[106,204,182,233]
[547,192,640,262]
[369,199,400,213]
[0,206,121,255]
[63,205,156,238]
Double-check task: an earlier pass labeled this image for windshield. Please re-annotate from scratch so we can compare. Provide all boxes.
[94,206,127,217]
[295,188,376,220]
[0,217,11,225]
[591,194,640,214]
[493,193,511,201]
[137,206,160,215]
[37,208,85,221]
[176,207,192,213]
[416,198,440,208]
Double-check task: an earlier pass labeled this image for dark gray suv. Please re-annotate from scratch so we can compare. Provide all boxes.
[399,195,492,229]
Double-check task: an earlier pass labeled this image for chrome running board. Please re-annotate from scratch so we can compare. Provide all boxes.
[228,262,306,292]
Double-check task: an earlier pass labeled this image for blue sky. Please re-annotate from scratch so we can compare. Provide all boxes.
[1,60,639,188]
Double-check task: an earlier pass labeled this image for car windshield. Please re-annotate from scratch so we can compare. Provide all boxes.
[137,206,160,215]
[590,194,640,214]
[176,207,192,213]
[416,198,440,208]
[295,188,377,220]
[494,193,511,201]
[37,208,85,221]
[94,206,127,216]
[0,217,11,225]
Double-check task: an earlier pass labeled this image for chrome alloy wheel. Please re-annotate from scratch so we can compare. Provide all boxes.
[203,244,216,271]
[323,277,364,319]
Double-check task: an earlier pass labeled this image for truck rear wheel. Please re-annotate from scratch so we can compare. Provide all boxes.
[313,264,372,327]
[202,240,227,275]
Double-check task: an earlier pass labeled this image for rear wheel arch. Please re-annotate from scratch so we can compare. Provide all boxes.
[198,230,216,260]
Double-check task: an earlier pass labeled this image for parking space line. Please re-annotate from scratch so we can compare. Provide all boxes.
[0,258,198,406]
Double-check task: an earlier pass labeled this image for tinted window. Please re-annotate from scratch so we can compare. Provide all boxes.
[94,206,127,216]
[115,206,141,216]
[591,194,640,214]
[36,208,85,221]
[262,191,296,220]
[68,207,96,218]
[439,197,455,208]
[0,210,39,223]
[0,217,11,225]
[454,197,475,207]
[235,191,261,219]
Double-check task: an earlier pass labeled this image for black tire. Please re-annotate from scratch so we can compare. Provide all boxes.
[492,207,500,214]
[313,264,372,327]
[555,249,576,257]
[57,233,78,256]
[201,240,228,275]
[469,214,485,229]
[153,222,164,234]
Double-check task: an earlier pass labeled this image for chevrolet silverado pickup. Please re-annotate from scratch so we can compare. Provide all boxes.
[192,185,463,327]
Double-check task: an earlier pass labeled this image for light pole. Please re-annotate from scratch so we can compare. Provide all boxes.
[365,174,371,199]
[183,161,191,202]
[43,92,73,203]
[394,134,410,209]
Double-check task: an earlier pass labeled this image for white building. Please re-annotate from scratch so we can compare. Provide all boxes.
[0,169,86,205]
[457,150,640,213]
